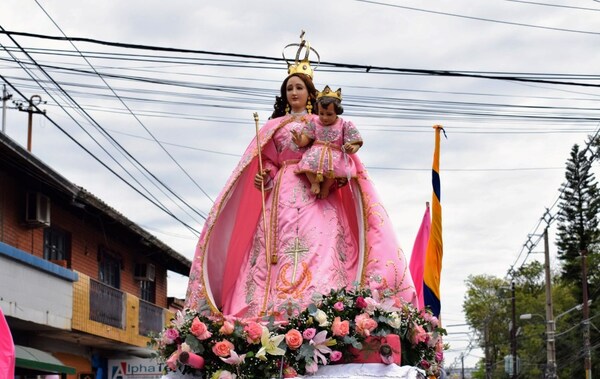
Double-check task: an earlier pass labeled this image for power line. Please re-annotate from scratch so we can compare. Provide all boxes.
[504,0,600,12]
[0,72,201,235]
[0,29,205,234]
[353,0,600,36]
[2,30,600,88]
[33,0,215,208]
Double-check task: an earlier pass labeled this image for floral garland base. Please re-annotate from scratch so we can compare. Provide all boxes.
[150,285,447,379]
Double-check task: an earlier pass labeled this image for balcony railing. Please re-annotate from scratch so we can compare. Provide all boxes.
[89,279,124,329]
[138,299,163,337]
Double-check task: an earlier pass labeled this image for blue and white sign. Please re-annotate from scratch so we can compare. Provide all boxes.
[108,358,165,379]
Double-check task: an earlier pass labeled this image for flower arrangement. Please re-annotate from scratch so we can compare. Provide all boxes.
[150,285,447,379]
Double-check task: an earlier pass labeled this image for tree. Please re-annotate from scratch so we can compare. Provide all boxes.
[463,274,511,378]
[463,263,581,378]
[555,143,600,293]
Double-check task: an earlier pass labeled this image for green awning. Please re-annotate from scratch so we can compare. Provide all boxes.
[15,345,76,375]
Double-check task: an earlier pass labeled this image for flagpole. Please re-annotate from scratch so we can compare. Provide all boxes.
[424,124,444,319]
[253,112,273,265]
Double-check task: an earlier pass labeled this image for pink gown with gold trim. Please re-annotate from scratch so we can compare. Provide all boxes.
[185,113,416,318]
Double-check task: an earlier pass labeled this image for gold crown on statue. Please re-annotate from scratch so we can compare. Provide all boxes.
[282,30,320,79]
[317,85,342,101]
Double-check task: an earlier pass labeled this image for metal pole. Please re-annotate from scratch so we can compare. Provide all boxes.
[18,95,45,152]
[1,84,11,134]
[581,249,592,379]
[27,100,33,151]
[485,321,492,379]
[544,228,558,378]
[511,281,517,379]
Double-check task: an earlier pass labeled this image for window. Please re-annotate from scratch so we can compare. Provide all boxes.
[43,227,70,262]
[140,280,156,303]
[98,248,121,289]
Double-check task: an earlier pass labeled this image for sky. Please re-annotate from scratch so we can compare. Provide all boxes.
[1,0,600,371]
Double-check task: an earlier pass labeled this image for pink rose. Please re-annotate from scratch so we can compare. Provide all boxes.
[355,313,378,337]
[333,302,345,312]
[283,366,297,378]
[302,328,316,340]
[435,339,444,353]
[212,339,235,357]
[421,310,440,328]
[356,296,367,309]
[285,329,303,350]
[190,317,212,340]
[330,350,342,362]
[305,360,318,374]
[166,350,180,370]
[219,321,235,335]
[332,317,350,337]
[164,328,179,344]
[244,322,263,343]
[435,351,444,362]
[420,359,431,369]
[410,324,429,345]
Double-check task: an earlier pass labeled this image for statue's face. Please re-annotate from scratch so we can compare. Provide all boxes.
[286,76,309,113]
[317,102,337,126]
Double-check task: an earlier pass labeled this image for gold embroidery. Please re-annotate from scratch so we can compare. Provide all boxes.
[276,262,312,299]
[284,237,310,284]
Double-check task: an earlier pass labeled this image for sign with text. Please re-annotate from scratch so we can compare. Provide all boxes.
[108,358,165,379]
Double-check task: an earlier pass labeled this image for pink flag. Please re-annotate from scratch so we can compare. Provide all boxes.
[0,307,15,378]
[409,203,431,310]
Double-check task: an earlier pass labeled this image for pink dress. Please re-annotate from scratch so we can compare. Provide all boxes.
[185,113,416,319]
[296,117,362,180]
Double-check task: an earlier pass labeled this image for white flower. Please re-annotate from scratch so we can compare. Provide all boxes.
[255,327,286,360]
[386,312,402,329]
[180,342,191,353]
[314,309,330,327]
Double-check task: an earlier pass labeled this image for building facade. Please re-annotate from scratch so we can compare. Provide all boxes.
[0,132,191,379]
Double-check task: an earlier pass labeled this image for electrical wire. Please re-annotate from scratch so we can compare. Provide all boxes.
[353,0,600,36]
[33,0,215,207]
[2,30,600,87]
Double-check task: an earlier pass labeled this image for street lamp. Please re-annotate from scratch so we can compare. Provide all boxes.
[519,301,592,378]
[519,312,556,378]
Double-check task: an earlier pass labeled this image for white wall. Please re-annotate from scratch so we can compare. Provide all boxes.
[0,255,74,330]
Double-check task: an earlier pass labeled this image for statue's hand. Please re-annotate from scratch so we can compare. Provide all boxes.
[254,169,271,189]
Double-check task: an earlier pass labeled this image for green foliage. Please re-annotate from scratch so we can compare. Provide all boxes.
[462,263,592,378]
[555,143,600,290]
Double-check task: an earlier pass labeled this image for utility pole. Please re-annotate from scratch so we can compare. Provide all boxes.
[510,280,517,379]
[544,228,558,379]
[485,321,492,379]
[581,248,592,379]
[461,354,465,379]
[1,84,12,134]
[16,94,46,152]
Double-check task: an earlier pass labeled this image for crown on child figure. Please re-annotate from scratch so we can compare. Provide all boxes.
[282,30,320,79]
[317,85,342,101]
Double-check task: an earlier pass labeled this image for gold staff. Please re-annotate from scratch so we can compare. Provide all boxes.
[253,112,275,265]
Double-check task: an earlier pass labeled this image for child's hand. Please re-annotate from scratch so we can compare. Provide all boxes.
[343,143,360,154]
[291,129,307,147]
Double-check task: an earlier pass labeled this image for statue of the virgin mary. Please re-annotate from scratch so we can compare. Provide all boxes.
[185,34,416,319]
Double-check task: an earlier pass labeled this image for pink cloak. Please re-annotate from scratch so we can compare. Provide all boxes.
[185,113,416,318]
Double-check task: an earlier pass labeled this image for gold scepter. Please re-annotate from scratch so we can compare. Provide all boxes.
[253,112,275,265]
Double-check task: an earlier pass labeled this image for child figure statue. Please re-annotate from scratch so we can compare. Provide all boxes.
[293,85,363,198]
